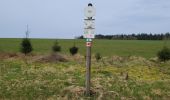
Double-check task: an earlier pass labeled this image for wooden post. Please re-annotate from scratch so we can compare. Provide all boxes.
[86,44,91,95]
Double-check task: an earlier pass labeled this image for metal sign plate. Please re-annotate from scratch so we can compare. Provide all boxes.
[83,28,95,38]
[84,6,96,18]
[84,20,95,29]
[86,42,92,47]
[86,38,92,42]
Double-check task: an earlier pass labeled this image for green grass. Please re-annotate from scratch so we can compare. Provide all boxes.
[0,38,170,58]
[0,56,170,99]
[1,38,170,99]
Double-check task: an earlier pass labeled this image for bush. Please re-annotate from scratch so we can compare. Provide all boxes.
[157,46,170,62]
[52,40,61,52]
[69,46,78,55]
[95,53,102,62]
[20,38,33,55]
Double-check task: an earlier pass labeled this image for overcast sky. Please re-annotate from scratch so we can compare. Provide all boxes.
[0,0,170,39]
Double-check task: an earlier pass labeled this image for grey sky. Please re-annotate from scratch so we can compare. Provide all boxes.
[0,0,170,39]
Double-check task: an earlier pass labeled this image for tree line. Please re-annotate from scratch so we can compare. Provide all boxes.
[77,32,170,40]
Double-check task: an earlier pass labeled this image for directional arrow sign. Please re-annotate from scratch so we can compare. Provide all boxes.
[84,20,95,29]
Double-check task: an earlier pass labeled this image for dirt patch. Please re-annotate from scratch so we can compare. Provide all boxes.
[35,53,67,63]
[0,52,67,63]
[0,52,22,59]
[0,52,38,61]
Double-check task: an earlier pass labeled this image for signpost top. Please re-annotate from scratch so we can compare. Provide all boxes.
[84,3,95,39]
[88,3,93,6]
[84,3,96,18]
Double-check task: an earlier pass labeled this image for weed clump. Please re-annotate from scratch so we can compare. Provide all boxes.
[95,53,102,62]
[157,46,170,62]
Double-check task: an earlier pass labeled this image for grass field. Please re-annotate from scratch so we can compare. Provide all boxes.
[1,38,170,99]
[0,38,170,58]
[0,54,170,99]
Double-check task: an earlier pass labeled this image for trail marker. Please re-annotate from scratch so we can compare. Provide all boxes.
[86,42,92,47]
[84,28,95,39]
[86,38,92,42]
[84,3,96,96]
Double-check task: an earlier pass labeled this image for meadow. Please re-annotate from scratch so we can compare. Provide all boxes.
[0,38,170,58]
[0,38,170,100]
[0,54,170,100]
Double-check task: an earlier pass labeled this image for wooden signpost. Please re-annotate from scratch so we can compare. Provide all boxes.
[84,3,96,96]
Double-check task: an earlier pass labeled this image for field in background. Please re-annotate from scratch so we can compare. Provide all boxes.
[0,38,170,58]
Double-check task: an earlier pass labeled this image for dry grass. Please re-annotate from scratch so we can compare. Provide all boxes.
[0,54,170,99]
